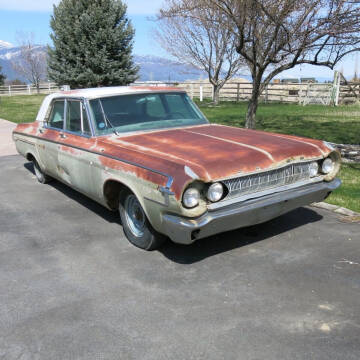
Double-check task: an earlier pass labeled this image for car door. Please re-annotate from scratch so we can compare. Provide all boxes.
[37,100,65,177]
[57,99,99,199]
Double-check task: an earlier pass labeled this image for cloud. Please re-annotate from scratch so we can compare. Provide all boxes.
[0,0,164,14]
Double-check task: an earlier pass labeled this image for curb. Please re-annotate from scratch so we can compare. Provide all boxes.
[311,202,360,222]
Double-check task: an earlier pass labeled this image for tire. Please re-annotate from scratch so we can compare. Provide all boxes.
[119,189,166,250]
[33,159,52,184]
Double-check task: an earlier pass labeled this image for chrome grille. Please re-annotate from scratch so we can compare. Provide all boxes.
[223,162,313,198]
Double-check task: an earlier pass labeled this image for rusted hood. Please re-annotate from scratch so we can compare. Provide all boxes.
[107,124,331,181]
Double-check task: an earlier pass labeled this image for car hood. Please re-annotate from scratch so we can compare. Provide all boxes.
[105,124,331,181]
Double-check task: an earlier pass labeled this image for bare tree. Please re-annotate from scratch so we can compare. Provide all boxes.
[11,34,47,93]
[162,0,360,128]
[157,1,244,104]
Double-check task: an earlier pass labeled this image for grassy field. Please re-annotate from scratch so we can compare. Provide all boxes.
[197,100,360,144]
[0,95,359,212]
[0,94,47,123]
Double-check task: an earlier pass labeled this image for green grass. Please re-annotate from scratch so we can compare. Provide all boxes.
[325,163,360,213]
[0,95,359,212]
[0,94,46,123]
[197,100,360,144]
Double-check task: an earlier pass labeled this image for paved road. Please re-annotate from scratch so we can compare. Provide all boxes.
[0,119,17,156]
[1,155,359,360]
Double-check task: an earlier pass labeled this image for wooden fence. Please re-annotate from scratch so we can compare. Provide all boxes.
[135,80,360,105]
[0,83,61,96]
[1,80,359,105]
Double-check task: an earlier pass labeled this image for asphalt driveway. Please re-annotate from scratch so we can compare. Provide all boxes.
[1,155,359,360]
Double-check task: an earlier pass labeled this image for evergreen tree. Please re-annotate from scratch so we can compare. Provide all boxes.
[0,65,5,86]
[48,0,138,88]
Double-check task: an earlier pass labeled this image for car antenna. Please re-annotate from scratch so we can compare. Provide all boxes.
[99,99,119,136]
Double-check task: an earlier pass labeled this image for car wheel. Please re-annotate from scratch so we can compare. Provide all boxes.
[119,189,166,250]
[33,159,52,184]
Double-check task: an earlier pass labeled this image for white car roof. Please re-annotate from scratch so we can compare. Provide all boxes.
[36,86,184,122]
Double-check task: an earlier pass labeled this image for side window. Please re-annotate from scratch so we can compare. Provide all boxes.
[65,101,92,136]
[48,101,65,129]
[66,101,82,133]
[82,103,91,135]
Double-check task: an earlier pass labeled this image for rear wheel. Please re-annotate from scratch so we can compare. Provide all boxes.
[33,159,52,184]
[119,190,166,250]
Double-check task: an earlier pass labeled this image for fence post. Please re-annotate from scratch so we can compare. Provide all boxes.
[27,84,31,95]
[265,85,268,103]
[8,86,11,96]
[199,85,203,102]
[236,83,240,102]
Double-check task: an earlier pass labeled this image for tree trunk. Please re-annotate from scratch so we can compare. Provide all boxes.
[212,84,220,105]
[245,80,261,129]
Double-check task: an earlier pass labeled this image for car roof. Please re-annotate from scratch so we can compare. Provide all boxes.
[51,85,184,99]
[36,86,186,122]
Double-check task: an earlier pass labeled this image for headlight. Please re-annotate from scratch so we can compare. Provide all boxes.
[182,188,200,208]
[207,182,224,202]
[322,158,334,174]
[309,162,319,177]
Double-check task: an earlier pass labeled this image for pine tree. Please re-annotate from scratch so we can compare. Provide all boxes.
[48,0,138,88]
[0,64,5,86]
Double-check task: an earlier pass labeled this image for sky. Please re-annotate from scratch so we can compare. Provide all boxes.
[0,0,357,80]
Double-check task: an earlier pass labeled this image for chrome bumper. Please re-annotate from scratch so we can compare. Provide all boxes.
[162,178,341,244]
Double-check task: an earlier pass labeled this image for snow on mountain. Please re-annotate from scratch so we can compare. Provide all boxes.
[0,40,13,50]
[0,39,205,82]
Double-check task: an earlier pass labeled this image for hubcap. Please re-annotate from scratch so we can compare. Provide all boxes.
[124,195,146,237]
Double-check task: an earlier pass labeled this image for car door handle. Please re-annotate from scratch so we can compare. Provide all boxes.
[59,132,67,139]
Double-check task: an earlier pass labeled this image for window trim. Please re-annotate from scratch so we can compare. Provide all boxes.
[44,97,95,138]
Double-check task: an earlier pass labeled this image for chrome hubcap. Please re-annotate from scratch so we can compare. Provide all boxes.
[124,195,146,237]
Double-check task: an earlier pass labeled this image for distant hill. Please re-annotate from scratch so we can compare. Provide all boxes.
[0,40,206,83]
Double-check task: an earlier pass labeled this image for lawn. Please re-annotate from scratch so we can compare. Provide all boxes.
[197,100,360,144]
[0,95,359,213]
[0,94,47,123]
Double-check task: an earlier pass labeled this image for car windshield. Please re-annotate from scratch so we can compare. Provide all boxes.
[88,92,208,135]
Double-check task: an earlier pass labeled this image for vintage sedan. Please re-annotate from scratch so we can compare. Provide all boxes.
[13,86,341,250]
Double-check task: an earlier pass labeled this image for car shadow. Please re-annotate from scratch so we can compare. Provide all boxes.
[158,207,323,264]
[24,162,324,263]
[24,162,119,224]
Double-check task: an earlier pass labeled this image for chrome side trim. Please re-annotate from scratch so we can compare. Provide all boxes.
[13,131,174,195]
[208,176,324,210]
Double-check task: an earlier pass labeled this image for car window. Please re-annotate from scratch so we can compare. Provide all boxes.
[66,101,82,133]
[89,92,208,135]
[144,95,166,118]
[82,103,91,135]
[48,101,65,129]
[65,101,92,136]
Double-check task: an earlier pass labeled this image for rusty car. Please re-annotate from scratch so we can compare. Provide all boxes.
[13,86,341,250]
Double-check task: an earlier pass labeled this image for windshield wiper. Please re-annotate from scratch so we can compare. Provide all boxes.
[98,99,119,136]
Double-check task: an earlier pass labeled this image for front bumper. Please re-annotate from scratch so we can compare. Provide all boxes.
[162,178,341,244]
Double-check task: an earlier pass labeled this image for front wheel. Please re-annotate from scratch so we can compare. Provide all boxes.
[119,190,166,250]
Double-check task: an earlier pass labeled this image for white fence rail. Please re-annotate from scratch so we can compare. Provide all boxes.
[1,80,358,105]
[0,83,61,96]
[134,80,358,105]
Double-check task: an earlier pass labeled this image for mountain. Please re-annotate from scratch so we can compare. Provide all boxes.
[0,40,206,83]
